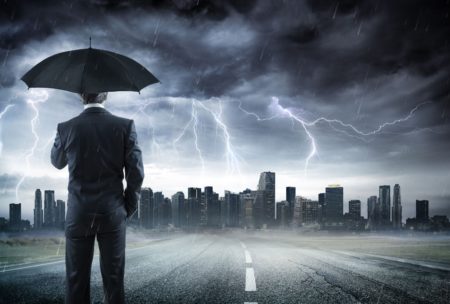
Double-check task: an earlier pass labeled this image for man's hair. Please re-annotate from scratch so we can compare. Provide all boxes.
[80,92,108,105]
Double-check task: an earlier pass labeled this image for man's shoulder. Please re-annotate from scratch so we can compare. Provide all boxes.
[58,111,132,129]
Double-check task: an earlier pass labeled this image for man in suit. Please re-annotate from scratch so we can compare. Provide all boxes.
[51,92,144,304]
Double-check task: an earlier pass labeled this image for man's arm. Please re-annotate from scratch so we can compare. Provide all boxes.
[124,119,145,218]
[50,123,67,169]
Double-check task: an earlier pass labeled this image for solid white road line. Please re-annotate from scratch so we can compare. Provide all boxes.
[245,267,257,291]
[240,241,247,249]
[245,250,252,264]
[244,302,258,304]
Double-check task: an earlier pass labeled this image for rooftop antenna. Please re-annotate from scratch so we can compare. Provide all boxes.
[89,37,92,48]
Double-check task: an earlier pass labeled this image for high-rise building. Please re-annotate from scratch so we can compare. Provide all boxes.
[44,190,55,227]
[292,196,307,227]
[9,203,21,231]
[276,201,289,227]
[187,187,201,227]
[392,184,402,229]
[204,186,213,226]
[153,192,165,226]
[348,200,361,221]
[286,187,296,222]
[162,197,172,226]
[225,191,239,227]
[34,189,43,229]
[55,200,66,229]
[325,185,343,223]
[239,189,255,229]
[379,185,391,227]
[318,193,325,223]
[301,200,319,224]
[416,200,429,222]
[140,188,154,229]
[171,192,185,227]
[257,171,275,226]
[367,195,379,229]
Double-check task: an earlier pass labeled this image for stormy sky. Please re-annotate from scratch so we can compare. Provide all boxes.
[0,0,449,223]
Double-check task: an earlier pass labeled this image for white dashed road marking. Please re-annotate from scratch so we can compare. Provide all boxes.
[245,250,252,264]
[245,267,257,291]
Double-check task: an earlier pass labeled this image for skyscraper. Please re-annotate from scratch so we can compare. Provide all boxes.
[153,192,164,226]
[257,171,275,226]
[301,200,319,224]
[9,203,21,231]
[416,200,429,222]
[367,195,379,229]
[55,200,66,229]
[239,189,255,229]
[34,189,43,229]
[171,191,185,227]
[225,191,239,227]
[318,193,325,223]
[348,200,361,221]
[204,186,214,226]
[140,188,154,229]
[44,190,55,228]
[392,184,402,229]
[325,185,343,224]
[286,187,296,222]
[187,187,201,227]
[379,185,391,227]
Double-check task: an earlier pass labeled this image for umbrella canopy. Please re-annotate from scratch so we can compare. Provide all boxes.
[21,47,159,94]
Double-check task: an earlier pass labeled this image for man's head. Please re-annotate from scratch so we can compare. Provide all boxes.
[79,92,108,105]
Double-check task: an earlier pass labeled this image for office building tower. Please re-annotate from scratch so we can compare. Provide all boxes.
[55,200,65,229]
[162,197,172,226]
[257,171,275,226]
[9,203,21,231]
[286,187,296,222]
[34,189,43,229]
[318,193,325,223]
[239,189,255,228]
[140,188,154,229]
[379,185,391,227]
[348,200,361,221]
[416,200,429,222]
[44,190,55,227]
[153,192,165,226]
[367,195,379,228]
[187,187,201,227]
[301,200,319,224]
[325,185,343,223]
[276,201,289,227]
[225,191,239,227]
[204,186,213,226]
[171,191,185,227]
[292,196,307,227]
[392,184,402,229]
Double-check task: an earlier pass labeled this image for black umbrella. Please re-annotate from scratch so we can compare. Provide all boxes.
[21,44,159,94]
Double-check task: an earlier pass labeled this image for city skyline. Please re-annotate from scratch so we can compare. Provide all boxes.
[0,171,441,228]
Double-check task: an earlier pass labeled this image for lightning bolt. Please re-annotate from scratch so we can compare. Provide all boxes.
[15,90,49,203]
[240,96,430,175]
[196,99,241,175]
[172,99,205,172]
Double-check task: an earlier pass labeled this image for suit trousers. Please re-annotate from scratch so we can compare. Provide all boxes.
[65,205,127,304]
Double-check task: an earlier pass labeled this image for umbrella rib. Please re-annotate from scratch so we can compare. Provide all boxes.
[102,51,140,92]
[79,49,90,93]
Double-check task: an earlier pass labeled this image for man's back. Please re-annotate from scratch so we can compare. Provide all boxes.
[51,103,144,304]
[51,106,144,217]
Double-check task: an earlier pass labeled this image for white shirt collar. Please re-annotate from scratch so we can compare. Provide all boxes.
[84,103,105,109]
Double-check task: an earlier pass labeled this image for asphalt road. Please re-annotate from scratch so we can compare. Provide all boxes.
[1,232,449,304]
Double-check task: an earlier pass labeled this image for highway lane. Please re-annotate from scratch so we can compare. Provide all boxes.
[1,232,449,304]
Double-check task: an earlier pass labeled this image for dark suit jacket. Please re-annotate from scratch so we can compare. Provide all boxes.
[51,106,144,219]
